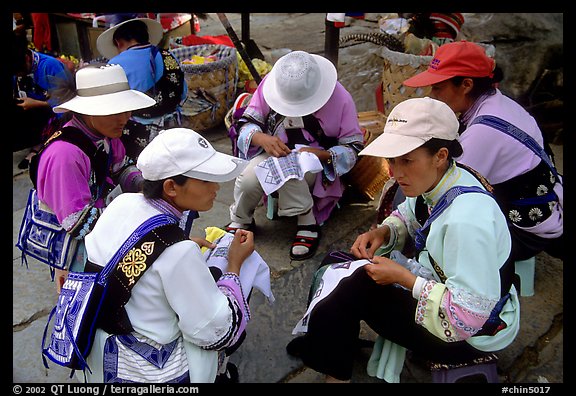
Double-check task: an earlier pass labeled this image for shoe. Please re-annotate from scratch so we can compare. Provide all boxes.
[214,362,239,383]
[290,224,321,261]
[17,149,39,170]
[286,336,307,358]
[225,219,256,234]
[17,158,30,170]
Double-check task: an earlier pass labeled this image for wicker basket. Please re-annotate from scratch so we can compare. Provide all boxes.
[171,45,238,131]
[347,111,390,201]
[380,47,433,117]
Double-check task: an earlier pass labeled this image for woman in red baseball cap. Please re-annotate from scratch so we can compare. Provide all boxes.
[403,40,563,263]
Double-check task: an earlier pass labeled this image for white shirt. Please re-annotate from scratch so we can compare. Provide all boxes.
[84,193,248,382]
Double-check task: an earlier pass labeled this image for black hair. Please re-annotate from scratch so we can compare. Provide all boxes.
[421,137,463,159]
[112,20,150,45]
[142,174,189,199]
[449,65,504,100]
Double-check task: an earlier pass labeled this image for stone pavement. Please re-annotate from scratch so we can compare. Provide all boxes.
[12,13,563,385]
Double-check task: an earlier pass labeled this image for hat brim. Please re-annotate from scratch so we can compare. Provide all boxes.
[263,54,337,117]
[359,132,428,159]
[403,70,454,87]
[96,18,164,60]
[183,152,248,183]
[53,89,156,115]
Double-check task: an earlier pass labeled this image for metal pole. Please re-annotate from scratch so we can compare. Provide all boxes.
[241,13,250,45]
[324,17,340,69]
[217,13,262,84]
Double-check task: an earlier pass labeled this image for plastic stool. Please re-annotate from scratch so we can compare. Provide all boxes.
[266,195,277,220]
[431,361,499,383]
[515,256,536,297]
[430,354,499,383]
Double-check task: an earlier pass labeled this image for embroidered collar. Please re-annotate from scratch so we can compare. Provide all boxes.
[30,50,40,75]
[146,198,183,220]
[421,161,460,208]
[126,43,153,51]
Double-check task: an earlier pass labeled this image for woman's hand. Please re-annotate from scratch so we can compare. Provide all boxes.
[55,269,69,294]
[190,237,216,250]
[252,133,291,157]
[350,226,389,259]
[226,229,255,275]
[298,147,331,163]
[16,97,49,111]
[364,256,417,289]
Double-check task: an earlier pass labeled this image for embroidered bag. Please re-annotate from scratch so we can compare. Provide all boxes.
[41,214,181,375]
[16,189,78,273]
[16,127,109,276]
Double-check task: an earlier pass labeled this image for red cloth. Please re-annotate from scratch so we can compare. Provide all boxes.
[31,13,52,52]
[182,34,234,47]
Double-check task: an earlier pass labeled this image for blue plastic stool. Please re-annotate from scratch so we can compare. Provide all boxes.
[266,195,277,220]
[515,256,536,297]
[430,354,499,383]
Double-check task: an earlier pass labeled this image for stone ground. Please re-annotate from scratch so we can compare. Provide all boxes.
[13,13,564,385]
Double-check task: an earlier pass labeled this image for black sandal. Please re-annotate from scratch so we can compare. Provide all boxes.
[290,224,321,261]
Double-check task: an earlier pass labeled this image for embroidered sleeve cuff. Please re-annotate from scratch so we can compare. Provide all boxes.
[412,276,427,299]
[238,124,263,160]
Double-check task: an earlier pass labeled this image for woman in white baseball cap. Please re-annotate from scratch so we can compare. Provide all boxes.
[82,128,252,383]
[36,63,156,293]
[287,97,520,383]
[227,50,365,261]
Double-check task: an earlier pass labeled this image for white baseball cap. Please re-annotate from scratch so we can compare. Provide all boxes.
[137,128,248,182]
[262,50,337,117]
[359,97,459,158]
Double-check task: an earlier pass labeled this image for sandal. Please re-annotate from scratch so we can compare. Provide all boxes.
[225,219,256,234]
[290,224,321,261]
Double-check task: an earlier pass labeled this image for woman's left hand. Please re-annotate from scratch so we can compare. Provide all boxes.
[298,147,331,163]
[364,256,417,289]
[190,237,216,250]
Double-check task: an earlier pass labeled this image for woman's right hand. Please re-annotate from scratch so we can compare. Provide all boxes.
[350,226,389,260]
[55,268,69,294]
[252,132,291,157]
[226,229,255,275]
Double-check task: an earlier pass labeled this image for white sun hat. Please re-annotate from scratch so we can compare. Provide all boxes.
[52,64,156,116]
[96,17,164,60]
[359,97,459,158]
[262,50,338,117]
[137,128,249,182]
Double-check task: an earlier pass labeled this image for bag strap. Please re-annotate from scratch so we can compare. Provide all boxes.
[96,221,187,334]
[414,185,492,253]
[29,126,110,194]
[418,185,516,299]
[469,115,560,180]
[96,214,180,286]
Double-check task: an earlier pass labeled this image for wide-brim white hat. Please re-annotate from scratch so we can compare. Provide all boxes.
[137,128,248,182]
[96,17,164,59]
[263,51,337,117]
[53,64,156,116]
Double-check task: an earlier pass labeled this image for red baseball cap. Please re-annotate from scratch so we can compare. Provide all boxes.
[403,40,495,87]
